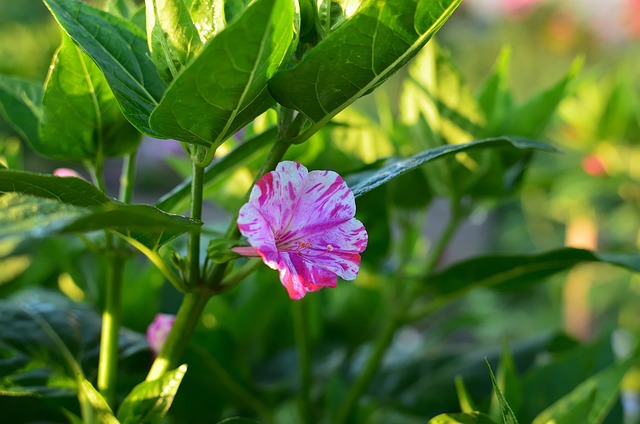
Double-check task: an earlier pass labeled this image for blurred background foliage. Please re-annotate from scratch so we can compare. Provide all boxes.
[0,0,640,422]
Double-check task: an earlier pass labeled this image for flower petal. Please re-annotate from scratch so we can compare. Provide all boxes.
[237,202,279,266]
[246,161,308,235]
[278,252,337,299]
[277,169,357,247]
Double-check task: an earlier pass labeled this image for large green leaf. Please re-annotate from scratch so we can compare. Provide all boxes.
[0,170,199,247]
[423,248,640,297]
[117,365,187,424]
[189,0,226,42]
[269,0,462,141]
[40,34,140,160]
[42,0,167,136]
[346,137,556,198]
[149,0,295,147]
[145,0,202,82]
[0,75,42,149]
[532,355,634,424]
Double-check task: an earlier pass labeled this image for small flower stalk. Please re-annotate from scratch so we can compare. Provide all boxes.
[236,161,368,299]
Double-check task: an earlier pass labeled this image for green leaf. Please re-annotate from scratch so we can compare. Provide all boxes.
[0,74,42,149]
[424,248,640,297]
[149,0,295,147]
[215,418,260,424]
[145,0,202,82]
[486,360,519,424]
[455,376,478,413]
[476,47,512,135]
[78,379,120,424]
[346,137,556,198]
[532,355,635,424]
[0,170,200,247]
[489,343,523,421]
[40,34,140,160]
[156,127,276,213]
[428,412,499,424]
[42,0,167,136]
[503,57,582,138]
[269,0,462,141]
[117,364,187,424]
[189,0,226,42]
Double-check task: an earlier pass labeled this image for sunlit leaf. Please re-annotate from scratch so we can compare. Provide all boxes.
[117,365,187,424]
[149,0,295,147]
[40,34,140,160]
[145,0,202,82]
[269,0,462,141]
[43,0,167,136]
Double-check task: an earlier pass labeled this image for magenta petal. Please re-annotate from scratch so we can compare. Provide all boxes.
[278,252,337,299]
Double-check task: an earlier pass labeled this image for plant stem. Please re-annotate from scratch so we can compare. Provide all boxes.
[97,255,124,406]
[293,300,312,424]
[97,152,137,406]
[188,161,205,286]
[146,289,212,380]
[119,151,137,203]
[334,199,464,423]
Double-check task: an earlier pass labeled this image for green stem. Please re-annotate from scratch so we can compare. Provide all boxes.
[119,151,137,203]
[293,300,312,424]
[334,199,464,423]
[96,152,138,406]
[188,161,205,286]
[147,290,212,380]
[97,249,124,406]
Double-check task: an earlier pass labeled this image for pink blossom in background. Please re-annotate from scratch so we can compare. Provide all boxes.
[236,161,368,300]
[146,313,176,355]
[53,168,83,179]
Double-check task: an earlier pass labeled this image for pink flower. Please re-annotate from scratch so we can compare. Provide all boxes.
[236,161,368,299]
[146,313,176,355]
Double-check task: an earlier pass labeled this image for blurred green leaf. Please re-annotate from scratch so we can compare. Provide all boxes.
[40,34,140,160]
[0,170,199,247]
[145,0,202,82]
[519,333,619,423]
[270,0,462,140]
[347,137,556,198]
[117,364,187,424]
[455,376,477,413]
[476,47,512,136]
[215,418,260,424]
[0,74,42,149]
[149,0,294,147]
[43,0,167,136]
[532,355,635,424]
[106,0,139,19]
[428,412,499,424]
[503,57,582,138]
[424,248,640,298]
[486,360,519,424]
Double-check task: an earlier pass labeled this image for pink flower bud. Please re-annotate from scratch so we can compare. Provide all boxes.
[146,313,176,355]
[53,168,83,179]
